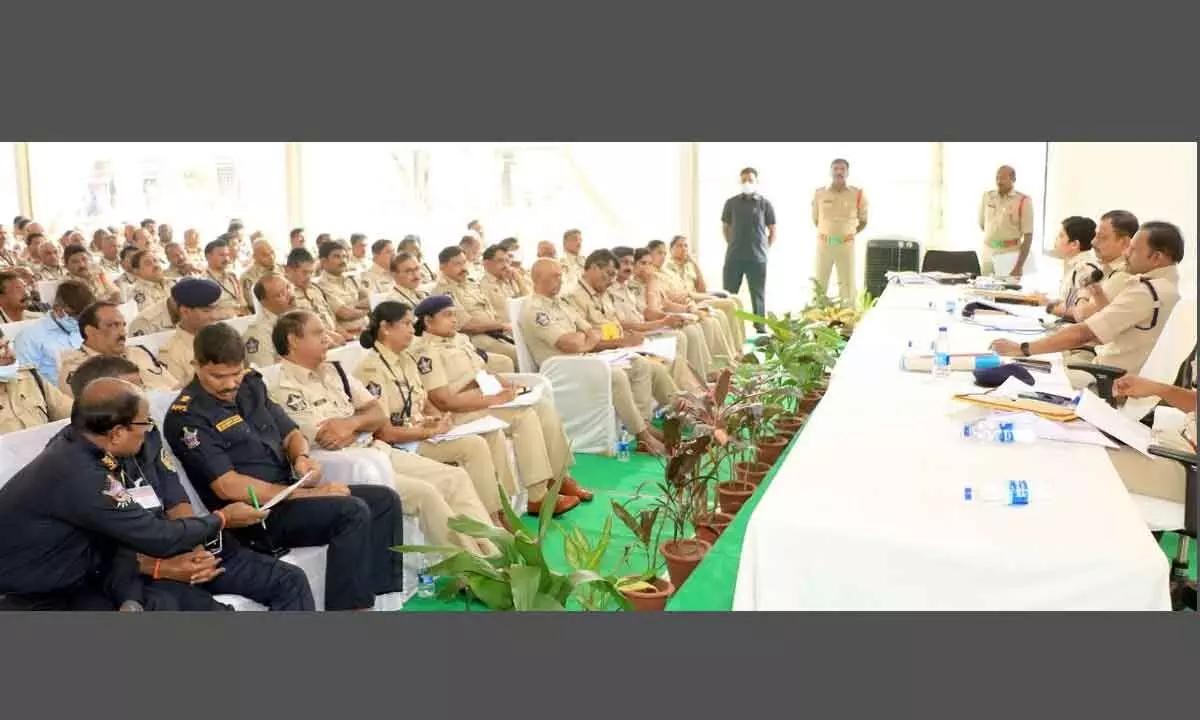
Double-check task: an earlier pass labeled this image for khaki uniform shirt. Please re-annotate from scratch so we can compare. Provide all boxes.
[385,284,428,308]
[240,264,284,303]
[566,279,620,328]
[411,333,486,395]
[242,310,280,368]
[1083,265,1181,374]
[34,265,68,282]
[610,281,647,322]
[346,257,369,276]
[268,359,376,443]
[356,343,432,427]
[128,299,174,337]
[204,269,247,314]
[979,190,1035,253]
[1059,250,1102,301]
[293,285,340,335]
[0,248,22,268]
[663,260,702,293]
[519,293,591,368]
[316,274,368,332]
[98,257,123,276]
[161,328,198,386]
[130,277,174,311]
[57,343,180,396]
[467,261,485,283]
[479,272,524,324]
[812,185,869,239]
[560,253,585,292]
[434,275,502,329]
[163,265,201,281]
[0,368,72,434]
[360,264,394,296]
[73,271,120,302]
[184,247,205,268]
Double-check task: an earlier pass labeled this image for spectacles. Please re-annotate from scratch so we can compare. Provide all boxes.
[127,420,155,429]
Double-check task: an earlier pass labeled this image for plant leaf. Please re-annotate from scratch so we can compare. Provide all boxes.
[538,473,567,544]
[466,574,513,610]
[509,565,543,611]
[447,515,518,545]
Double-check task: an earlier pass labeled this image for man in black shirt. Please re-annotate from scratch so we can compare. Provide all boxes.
[720,167,777,334]
[164,323,405,611]
[0,377,265,610]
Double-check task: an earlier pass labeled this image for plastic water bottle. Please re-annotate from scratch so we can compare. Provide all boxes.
[962,419,1015,444]
[963,480,1030,506]
[932,326,951,379]
[616,425,632,462]
[416,555,436,599]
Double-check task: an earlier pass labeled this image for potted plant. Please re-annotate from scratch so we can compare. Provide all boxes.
[653,418,713,589]
[392,476,630,611]
[610,500,675,611]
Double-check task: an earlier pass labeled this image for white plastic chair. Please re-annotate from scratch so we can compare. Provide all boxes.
[127,329,175,356]
[1119,295,1196,423]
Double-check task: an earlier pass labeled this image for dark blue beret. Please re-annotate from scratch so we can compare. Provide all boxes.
[170,277,222,308]
[414,294,454,318]
[974,363,1035,388]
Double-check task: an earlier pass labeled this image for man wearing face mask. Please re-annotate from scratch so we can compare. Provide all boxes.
[721,167,776,334]
[13,280,95,387]
[812,159,869,302]
[0,333,72,435]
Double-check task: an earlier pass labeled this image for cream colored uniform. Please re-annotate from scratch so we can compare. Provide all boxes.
[98,257,123,276]
[240,263,284,307]
[560,253,585,294]
[75,271,121,303]
[385,284,429,308]
[0,368,72,434]
[433,275,518,372]
[355,343,516,514]
[268,359,495,556]
[163,264,201,281]
[114,272,137,303]
[1066,265,1181,389]
[57,344,180,395]
[316,273,368,334]
[479,272,525,324]
[293,285,340,336]
[812,185,868,301]
[611,280,710,387]
[1073,256,1132,324]
[566,279,679,404]
[664,259,746,347]
[127,299,174,338]
[657,268,743,350]
[412,332,574,503]
[520,292,654,434]
[161,328,198,387]
[33,265,68,282]
[467,261,485,283]
[1107,413,1196,504]
[204,269,247,316]
[637,276,736,366]
[1057,250,1103,305]
[242,310,280,368]
[360,264,394,296]
[130,277,174,312]
[979,189,1035,277]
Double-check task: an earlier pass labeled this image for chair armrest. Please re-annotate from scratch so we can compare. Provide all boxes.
[1148,444,1199,466]
[1149,444,1197,535]
[1066,362,1127,403]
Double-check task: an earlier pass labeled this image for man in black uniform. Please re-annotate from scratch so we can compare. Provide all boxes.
[720,166,777,334]
[69,355,315,611]
[0,377,266,611]
[164,323,404,611]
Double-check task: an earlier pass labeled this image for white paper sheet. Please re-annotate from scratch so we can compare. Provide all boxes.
[260,473,312,511]
[475,370,503,396]
[1030,416,1120,449]
[633,335,677,362]
[493,382,546,409]
[424,415,511,444]
[1074,390,1154,457]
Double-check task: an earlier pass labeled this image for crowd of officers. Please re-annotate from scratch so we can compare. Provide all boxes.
[0,217,745,611]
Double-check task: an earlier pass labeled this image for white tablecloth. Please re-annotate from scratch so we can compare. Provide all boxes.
[733,284,1172,611]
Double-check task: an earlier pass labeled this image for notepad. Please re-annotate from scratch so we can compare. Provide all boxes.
[260,473,313,511]
[424,415,510,444]
[475,370,504,396]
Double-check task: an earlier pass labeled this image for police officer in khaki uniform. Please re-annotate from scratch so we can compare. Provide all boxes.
[1070,210,1137,324]
[566,249,682,404]
[127,296,175,338]
[239,238,283,309]
[662,235,746,348]
[632,248,738,367]
[58,302,179,395]
[433,246,518,372]
[284,247,351,345]
[459,234,485,283]
[397,235,436,288]
[201,237,248,319]
[0,337,72,434]
[346,234,370,276]
[160,278,224,387]
[360,239,396,296]
[412,294,590,515]
[559,229,586,294]
[267,309,499,557]
[32,241,69,282]
[64,245,122,304]
[649,239,744,350]
[242,274,299,368]
[355,301,524,526]
[163,242,202,281]
[1044,216,1099,318]
[385,252,431,307]
[811,159,869,302]
[479,244,526,325]
[0,271,40,324]
[315,241,370,335]
[94,231,123,277]
[978,165,1035,278]
[1105,373,1195,505]
[991,221,1184,389]
[520,258,668,456]
[128,250,176,312]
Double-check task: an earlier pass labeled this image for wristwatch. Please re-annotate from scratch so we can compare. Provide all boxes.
[1020,342,1031,357]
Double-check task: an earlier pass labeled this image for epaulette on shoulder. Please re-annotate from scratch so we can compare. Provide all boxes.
[169,394,192,413]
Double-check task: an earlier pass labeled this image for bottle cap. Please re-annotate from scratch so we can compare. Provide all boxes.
[938,326,948,332]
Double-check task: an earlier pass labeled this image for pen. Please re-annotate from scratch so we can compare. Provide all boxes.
[247,485,267,529]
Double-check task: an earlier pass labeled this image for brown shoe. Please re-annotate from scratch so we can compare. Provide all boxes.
[527,494,580,517]
[559,477,594,502]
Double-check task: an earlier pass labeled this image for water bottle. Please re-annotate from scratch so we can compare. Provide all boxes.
[962,419,1015,444]
[416,555,436,599]
[932,326,951,379]
[616,425,632,462]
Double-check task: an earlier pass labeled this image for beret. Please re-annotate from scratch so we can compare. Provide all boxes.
[414,294,454,318]
[973,363,1035,388]
[170,278,222,308]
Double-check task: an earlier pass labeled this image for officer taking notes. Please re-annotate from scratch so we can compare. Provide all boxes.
[0,377,266,611]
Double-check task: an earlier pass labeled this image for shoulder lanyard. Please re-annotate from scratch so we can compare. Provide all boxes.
[207,271,239,300]
[373,348,415,422]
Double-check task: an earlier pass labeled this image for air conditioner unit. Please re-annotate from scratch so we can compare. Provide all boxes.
[864,238,921,299]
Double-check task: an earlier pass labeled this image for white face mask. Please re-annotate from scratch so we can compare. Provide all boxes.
[0,362,20,383]
[741,182,757,195]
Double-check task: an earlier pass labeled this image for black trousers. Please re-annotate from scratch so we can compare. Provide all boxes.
[0,578,116,611]
[232,485,404,611]
[722,253,767,329]
[139,541,315,611]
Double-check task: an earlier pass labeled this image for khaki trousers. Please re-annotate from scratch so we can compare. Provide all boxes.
[471,334,518,373]
[814,239,856,302]
[383,447,497,557]
[458,397,573,503]
[612,356,653,434]
[419,433,515,515]
[708,296,746,347]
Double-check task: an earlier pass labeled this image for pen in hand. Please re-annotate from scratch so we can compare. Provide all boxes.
[247,485,267,529]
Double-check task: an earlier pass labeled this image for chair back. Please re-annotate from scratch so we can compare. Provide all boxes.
[921,250,981,276]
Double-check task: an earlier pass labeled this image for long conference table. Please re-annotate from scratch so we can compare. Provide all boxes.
[733,282,1172,611]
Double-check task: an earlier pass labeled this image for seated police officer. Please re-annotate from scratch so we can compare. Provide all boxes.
[0,377,265,611]
[164,323,405,611]
[991,221,1183,389]
[70,354,314,611]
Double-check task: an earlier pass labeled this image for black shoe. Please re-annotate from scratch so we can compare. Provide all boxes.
[753,325,767,335]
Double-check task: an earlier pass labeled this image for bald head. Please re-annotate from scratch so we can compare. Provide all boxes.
[73,377,147,443]
[252,238,276,268]
[537,241,557,259]
[996,165,1016,194]
[531,258,563,297]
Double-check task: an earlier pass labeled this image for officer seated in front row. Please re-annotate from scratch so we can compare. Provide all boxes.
[991,220,1183,389]
[69,354,314,611]
[164,322,405,611]
[0,376,266,611]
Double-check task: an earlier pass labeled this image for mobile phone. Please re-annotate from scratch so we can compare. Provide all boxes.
[1018,391,1075,407]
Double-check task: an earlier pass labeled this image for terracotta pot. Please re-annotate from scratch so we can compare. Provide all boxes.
[619,576,675,612]
[799,390,824,414]
[717,480,756,515]
[660,538,712,589]
[775,415,805,438]
[693,512,734,545]
[755,434,790,466]
[733,461,771,487]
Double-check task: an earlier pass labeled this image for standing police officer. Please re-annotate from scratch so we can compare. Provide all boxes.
[811,159,869,302]
[0,377,265,610]
[978,165,1035,278]
[721,167,776,334]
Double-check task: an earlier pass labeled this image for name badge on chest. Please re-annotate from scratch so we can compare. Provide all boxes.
[128,484,163,511]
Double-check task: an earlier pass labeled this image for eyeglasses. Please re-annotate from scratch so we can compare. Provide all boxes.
[127,420,155,429]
